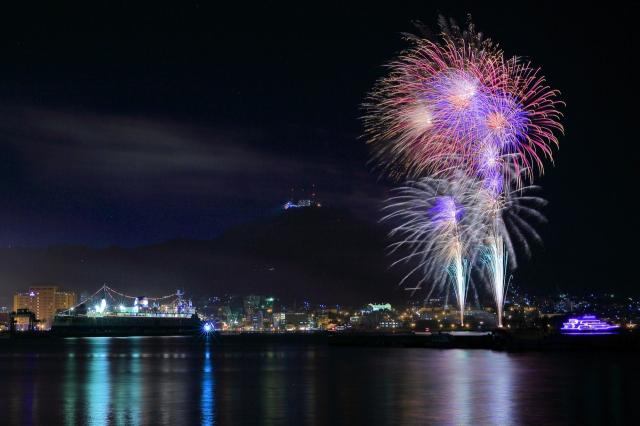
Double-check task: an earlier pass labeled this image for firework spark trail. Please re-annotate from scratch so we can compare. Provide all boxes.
[476,173,548,325]
[481,233,508,328]
[448,245,470,325]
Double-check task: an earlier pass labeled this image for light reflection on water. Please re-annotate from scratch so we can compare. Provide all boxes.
[445,350,515,425]
[0,337,637,425]
[201,347,214,425]
[87,338,111,425]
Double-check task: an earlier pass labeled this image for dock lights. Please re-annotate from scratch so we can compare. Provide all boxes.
[202,322,214,334]
[95,298,107,314]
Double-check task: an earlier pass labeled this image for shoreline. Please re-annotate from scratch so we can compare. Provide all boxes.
[2,329,640,351]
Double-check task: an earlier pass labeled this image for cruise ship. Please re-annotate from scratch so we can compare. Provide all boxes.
[560,315,619,334]
[51,286,201,337]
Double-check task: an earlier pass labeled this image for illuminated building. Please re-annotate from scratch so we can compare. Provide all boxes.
[422,297,444,312]
[243,295,264,317]
[0,311,11,331]
[10,309,38,332]
[315,312,330,329]
[283,186,321,210]
[250,311,265,331]
[379,320,401,329]
[272,312,286,329]
[13,285,77,330]
[367,303,392,312]
[239,295,277,330]
[273,312,310,330]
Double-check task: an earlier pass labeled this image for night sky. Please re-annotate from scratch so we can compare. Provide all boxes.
[0,3,637,296]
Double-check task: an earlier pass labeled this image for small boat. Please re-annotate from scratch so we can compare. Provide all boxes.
[561,315,619,334]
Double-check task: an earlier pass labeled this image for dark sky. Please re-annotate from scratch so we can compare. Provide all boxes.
[0,3,637,294]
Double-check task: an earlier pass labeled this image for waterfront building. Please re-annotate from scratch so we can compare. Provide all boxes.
[378,320,401,329]
[273,312,310,331]
[367,303,392,312]
[10,309,38,332]
[0,311,10,331]
[13,285,77,330]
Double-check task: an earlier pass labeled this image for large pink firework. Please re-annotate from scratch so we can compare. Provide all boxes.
[363,25,563,185]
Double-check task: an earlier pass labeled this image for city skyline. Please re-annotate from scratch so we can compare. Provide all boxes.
[6,279,638,336]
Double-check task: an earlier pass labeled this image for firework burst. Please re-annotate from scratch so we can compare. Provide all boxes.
[383,172,547,325]
[382,175,485,324]
[363,22,563,186]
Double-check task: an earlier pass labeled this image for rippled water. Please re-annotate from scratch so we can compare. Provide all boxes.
[0,336,637,425]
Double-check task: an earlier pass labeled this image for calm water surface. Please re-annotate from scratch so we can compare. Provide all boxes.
[0,336,638,425]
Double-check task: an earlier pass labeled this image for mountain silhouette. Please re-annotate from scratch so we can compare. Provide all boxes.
[0,207,412,306]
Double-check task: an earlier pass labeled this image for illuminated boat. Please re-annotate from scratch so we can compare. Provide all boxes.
[51,286,201,337]
[560,315,619,334]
